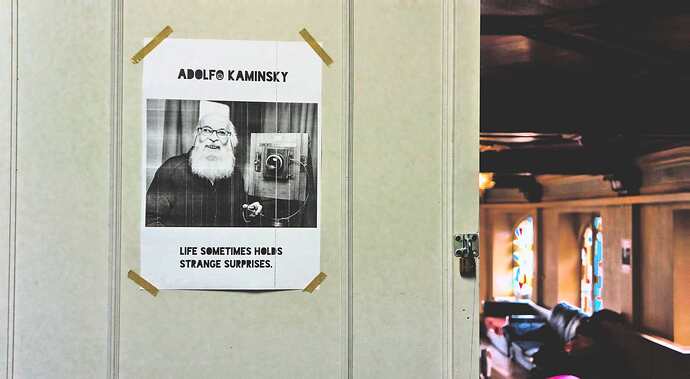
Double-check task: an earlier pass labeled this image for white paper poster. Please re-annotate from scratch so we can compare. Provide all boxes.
[140,39,322,289]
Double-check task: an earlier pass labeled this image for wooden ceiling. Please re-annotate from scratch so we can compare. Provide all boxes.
[481,0,690,196]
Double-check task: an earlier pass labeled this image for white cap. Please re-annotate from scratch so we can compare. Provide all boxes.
[197,101,238,148]
[199,100,230,120]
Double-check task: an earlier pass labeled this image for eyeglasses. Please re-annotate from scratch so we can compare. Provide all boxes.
[197,126,232,142]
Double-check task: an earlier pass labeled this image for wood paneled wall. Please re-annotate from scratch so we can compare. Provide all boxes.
[640,205,675,339]
[557,212,590,307]
[673,210,690,345]
[484,202,649,317]
[482,201,688,342]
[600,206,634,318]
[479,208,537,304]
[539,209,559,307]
[479,155,690,375]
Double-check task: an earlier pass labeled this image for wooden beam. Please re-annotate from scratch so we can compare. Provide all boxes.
[481,149,618,174]
[481,73,690,135]
[483,2,689,68]
[481,14,544,35]
[524,26,675,67]
[480,192,690,209]
[641,334,690,355]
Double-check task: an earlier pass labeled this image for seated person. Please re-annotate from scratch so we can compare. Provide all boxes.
[530,310,641,379]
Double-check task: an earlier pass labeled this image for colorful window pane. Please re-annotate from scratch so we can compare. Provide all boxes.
[512,217,534,299]
[592,217,604,312]
[581,216,604,314]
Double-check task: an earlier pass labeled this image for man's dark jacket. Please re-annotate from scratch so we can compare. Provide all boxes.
[146,152,248,227]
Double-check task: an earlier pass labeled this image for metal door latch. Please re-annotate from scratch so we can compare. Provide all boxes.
[454,233,479,278]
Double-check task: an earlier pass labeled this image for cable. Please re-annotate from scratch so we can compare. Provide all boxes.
[242,159,313,224]
[273,190,310,222]
[273,158,313,222]
[290,158,307,167]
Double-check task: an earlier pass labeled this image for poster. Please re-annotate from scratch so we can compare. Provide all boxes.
[140,39,322,289]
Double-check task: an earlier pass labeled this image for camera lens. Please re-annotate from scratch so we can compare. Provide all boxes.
[266,154,284,171]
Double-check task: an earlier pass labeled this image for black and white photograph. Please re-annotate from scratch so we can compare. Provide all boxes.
[139,39,322,289]
[145,99,319,228]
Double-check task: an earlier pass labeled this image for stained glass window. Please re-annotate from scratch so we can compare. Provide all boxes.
[581,216,604,314]
[512,217,534,299]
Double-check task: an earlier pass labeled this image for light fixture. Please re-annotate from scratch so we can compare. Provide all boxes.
[479,172,496,191]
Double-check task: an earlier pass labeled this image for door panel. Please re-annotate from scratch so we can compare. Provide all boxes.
[119,2,347,378]
[352,2,446,378]
[453,1,481,377]
[1,0,13,374]
[3,1,478,378]
[11,1,113,377]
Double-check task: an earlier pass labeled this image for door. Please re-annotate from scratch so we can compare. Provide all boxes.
[1,1,479,378]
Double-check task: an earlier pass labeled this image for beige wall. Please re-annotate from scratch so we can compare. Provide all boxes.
[0,0,12,373]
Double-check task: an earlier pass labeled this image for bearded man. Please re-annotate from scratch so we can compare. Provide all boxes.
[146,110,262,227]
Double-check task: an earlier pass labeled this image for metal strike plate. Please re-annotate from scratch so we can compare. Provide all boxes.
[454,233,479,278]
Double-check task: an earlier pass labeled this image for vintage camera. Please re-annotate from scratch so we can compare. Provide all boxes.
[247,133,309,202]
[257,145,294,180]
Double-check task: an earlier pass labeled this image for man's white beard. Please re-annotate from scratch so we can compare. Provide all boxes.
[190,142,235,183]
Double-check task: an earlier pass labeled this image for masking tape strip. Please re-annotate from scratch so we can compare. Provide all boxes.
[299,28,333,66]
[127,270,159,296]
[303,272,327,293]
[131,25,173,64]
